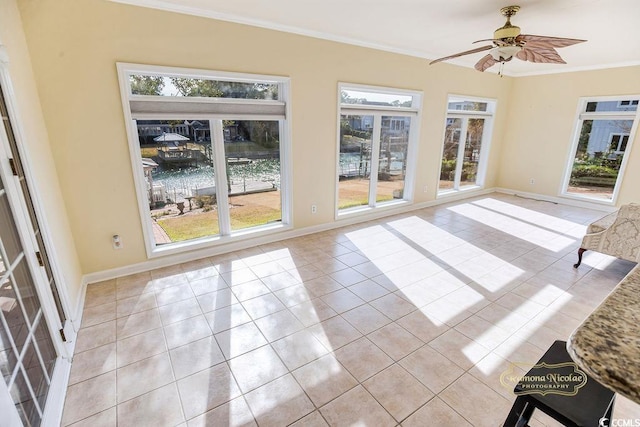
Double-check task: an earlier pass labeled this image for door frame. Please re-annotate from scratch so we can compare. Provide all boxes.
[0,45,73,426]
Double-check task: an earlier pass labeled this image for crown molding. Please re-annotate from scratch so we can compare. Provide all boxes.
[107,0,640,78]
[107,0,438,60]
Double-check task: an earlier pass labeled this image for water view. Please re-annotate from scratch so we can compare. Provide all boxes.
[152,159,281,203]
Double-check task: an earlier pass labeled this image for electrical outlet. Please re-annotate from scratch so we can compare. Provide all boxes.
[311,204,317,214]
[423,186,428,193]
[112,234,122,250]
[530,178,535,185]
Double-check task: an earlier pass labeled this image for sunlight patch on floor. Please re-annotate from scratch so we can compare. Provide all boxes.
[471,284,570,375]
[448,200,577,252]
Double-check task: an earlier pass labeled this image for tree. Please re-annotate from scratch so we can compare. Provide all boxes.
[576,120,593,159]
[465,118,484,162]
[248,121,279,148]
[217,82,277,99]
[391,99,413,107]
[168,78,278,100]
[170,78,223,97]
[130,75,164,95]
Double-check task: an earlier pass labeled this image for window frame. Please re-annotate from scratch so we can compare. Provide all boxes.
[335,83,422,219]
[437,94,496,196]
[117,63,292,258]
[561,95,640,205]
[609,133,629,153]
[618,100,639,108]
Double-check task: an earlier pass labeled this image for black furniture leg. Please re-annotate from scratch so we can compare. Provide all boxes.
[573,248,587,268]
[602,398,615,427]
[503,397,533,427]
[502,341,616,427]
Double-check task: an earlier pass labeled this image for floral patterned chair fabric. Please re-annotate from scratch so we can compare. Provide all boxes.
[574,203,640,268]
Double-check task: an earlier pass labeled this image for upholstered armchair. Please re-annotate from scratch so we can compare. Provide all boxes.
[574,203,640,268]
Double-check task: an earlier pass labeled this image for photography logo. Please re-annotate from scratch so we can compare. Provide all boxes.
[500,361,588,397]
[600,418,640,427]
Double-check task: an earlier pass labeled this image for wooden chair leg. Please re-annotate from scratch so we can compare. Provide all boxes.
[573,248,587,268]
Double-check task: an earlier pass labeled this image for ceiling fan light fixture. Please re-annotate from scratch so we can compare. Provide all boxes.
[429,5,586,72]
[490,45,522,61]
[493,24,521,40]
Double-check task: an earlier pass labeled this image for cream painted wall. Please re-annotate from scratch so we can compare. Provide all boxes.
[0,0,84,315]
[17,0,512,274]
[499,67,640,204]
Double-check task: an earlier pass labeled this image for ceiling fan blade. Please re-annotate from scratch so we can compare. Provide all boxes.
[516,34,587,48]
[474,54,497,72]
[515,46,566,64]
[429,45,493,65]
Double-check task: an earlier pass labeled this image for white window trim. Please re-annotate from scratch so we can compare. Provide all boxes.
[560,95,640,205]
[117,63,292,258]
[437,94,497,197]
[335,83,423,219]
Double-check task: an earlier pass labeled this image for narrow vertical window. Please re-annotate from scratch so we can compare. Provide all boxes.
[563,97,639,202]
[337,84,421,215]
[438,96,495,194]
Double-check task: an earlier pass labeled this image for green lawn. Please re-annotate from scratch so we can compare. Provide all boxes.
[158,211,219,242]
[157,204,281,241]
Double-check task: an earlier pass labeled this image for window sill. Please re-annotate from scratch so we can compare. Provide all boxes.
[148,222,290,259]
[437,185,482,198]
[336,199,410,220]
[559,192,616,206]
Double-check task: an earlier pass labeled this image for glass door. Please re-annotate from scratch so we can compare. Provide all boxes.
[0,80,65,425]
[0,88,67,329]
[0,158,59,426]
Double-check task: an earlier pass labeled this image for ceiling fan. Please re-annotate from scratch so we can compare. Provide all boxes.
[430,5,586,73]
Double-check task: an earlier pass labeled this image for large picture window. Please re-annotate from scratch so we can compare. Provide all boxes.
[337,84,421,215]
[117,64,291,255]
[438,96,495,194]
[563,97,640,202]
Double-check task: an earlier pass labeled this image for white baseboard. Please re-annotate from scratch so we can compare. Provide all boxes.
[81,187,497,285]
[82,186,607,292]
[495,188,617,212]
[72,277,88,333]
[432,186,496,204]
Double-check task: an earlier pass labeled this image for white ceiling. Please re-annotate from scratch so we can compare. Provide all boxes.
[110,0,640,76]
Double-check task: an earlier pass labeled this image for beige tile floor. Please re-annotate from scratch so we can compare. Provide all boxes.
[62,194,640,426]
